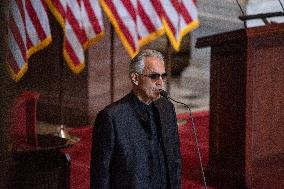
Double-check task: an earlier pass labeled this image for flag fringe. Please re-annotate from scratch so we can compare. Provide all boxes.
[138,28,165,47]
[6,61,28,82]
[163,19,199,51]
[27,35,52,59]
[100,0,139,58]
[63,48,85,74]
[45,0,65,29]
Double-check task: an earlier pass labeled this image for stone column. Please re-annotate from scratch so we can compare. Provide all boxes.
[0,1,19,187]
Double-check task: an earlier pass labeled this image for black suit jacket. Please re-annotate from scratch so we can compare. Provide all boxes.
[90,93,181,189]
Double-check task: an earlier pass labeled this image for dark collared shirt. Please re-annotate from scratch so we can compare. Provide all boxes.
[133,94,168,189]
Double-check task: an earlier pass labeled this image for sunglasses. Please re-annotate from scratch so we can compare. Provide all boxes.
[137,72,168,81]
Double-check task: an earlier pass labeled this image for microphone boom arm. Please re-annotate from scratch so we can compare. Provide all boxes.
[160,90,208,189]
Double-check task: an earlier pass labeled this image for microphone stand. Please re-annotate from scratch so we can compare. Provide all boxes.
[235,0,247,28]
[161,91,208,189]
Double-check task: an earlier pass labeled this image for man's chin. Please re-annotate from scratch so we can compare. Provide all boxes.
[152,93,161,101]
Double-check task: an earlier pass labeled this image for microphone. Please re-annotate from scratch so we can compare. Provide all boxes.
[159,90,169,98]
[160,90,208,189]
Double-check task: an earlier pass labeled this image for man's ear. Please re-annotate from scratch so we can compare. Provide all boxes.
[130,72,139,85]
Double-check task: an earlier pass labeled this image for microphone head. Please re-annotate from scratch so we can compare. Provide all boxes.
[159,90,168,98]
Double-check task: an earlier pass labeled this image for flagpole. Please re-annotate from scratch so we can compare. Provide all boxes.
[57,45,79,141]
[59,49,64,125]
[57,46,69,138]
[110,24,114,103]
[57,35,71,139]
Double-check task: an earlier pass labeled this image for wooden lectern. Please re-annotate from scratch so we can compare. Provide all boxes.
[196,23,284,189]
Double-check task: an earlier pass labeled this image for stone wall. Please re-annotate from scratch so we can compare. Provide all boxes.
[87,19,131,124]
[191,0,245,71]
[247,0,284,27]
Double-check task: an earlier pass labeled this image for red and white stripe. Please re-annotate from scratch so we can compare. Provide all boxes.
[81,0,104,48]
[137,0,164,47]
[63,0,86,71]
[45,0,104,73]
[8,0,26,77]
[25,0,52,55]
[8,0,52,81]
[179,0,198,31]
[100,0,139,58]
[152,0,199,51]
[44,0,67,28]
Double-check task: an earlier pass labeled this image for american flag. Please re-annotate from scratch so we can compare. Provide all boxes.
[81,0,105,49]
[153,0,199,51]
[137,0,164,47]
[45,0,104,73]
[99,0,166,57]
[7,0,52,81]
[100,0,139,58]
[100,0,199,57]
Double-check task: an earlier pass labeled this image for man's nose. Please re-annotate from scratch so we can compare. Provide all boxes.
[156,76,164,86]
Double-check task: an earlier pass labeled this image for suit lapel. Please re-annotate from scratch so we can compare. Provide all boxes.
[154,98,172,157]
[154,98,176,188]
[153,98,169,138]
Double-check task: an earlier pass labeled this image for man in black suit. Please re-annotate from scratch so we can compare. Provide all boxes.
[90,49,181,189]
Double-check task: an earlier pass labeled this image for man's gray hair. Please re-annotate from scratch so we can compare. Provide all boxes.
[129,49,164,75]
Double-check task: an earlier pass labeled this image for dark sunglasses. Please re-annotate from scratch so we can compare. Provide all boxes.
[137,72,168,81]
